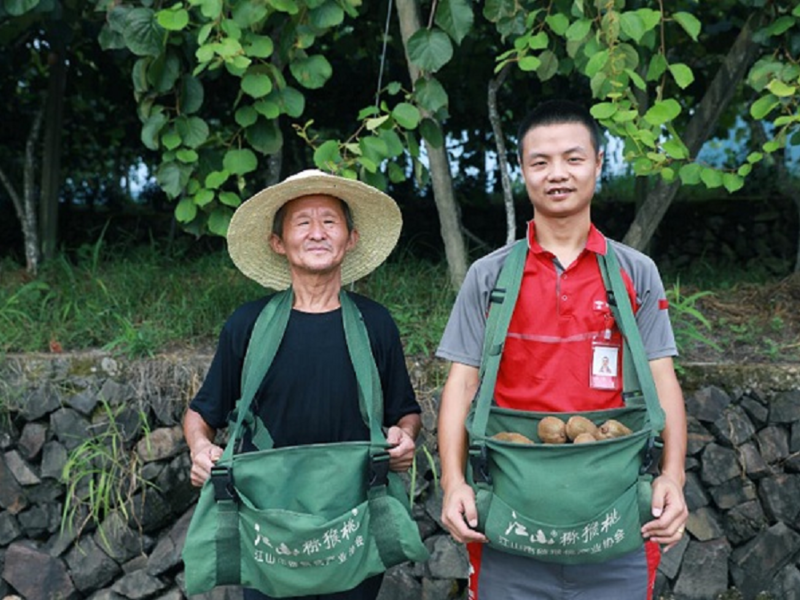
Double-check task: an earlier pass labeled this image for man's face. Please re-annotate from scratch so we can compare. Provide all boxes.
[520,122,603,221]
[269,194,358,280]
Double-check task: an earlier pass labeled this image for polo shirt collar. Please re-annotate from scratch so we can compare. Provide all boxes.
[526,220,607,256]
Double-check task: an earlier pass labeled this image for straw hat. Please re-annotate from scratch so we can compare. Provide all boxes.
[227,169,402,290]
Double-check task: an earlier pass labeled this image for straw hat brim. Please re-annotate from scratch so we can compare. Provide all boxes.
[227,170,402,290]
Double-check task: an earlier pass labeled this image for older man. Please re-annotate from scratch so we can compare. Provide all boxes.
[183,170,423,600]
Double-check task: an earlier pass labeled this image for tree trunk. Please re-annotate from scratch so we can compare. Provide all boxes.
[0,109,46,275]
[39,49,67,262]
[394,0,468,289]
[622,13,767,251]
[487,66,515,245]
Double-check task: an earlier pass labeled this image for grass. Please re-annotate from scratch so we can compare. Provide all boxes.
[0,239,454,358]
[0,237,795,362]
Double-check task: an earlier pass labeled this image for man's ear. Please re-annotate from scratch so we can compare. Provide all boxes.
[269,233,286,255]
[595,150,605,178]
[346,229,360,251]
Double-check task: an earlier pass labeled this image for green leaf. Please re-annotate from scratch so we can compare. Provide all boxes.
[679,162,702,185]
[180,76,204,114]
[141,112,168,151]
[223,148,258,175]
[244,35,274,59]
[632,157,654,175]
[289,55,332,89]
[414,77,449,113]
[527,31,549,50]
[662,138,687,159]
[590,102,617,119]
[255,99,281,119]
[763,139,782,153]
[175,197,197,223]
[156,7,189,31]
[235,106,259,127]
[660,167,676,182]
[747,152,763,164]
[392,103,421,129]
[420,118,444,148]
[218,192,241,208]
[208,207,232,237]
[407,28,454,73]
[722,173,744,193]
[277,86,305,118]
[519,55,541,72]
[148,51,180,93]
[176,149,199,164]
[794,4,800,17]
[176,116,209,148]
[483,0,516,22]
[766,16,795,37]
[435,0,474,45]
[566,18,592,41]
[644,99,681,126]
[241,73,273,98]
[584,49,609,77]
[193,188,214,207]
[246,119,283,154]
[537,50,558,81]
[196,0,221,19]
[231,1,268,27]
[619,12,645,42]
[309,1,344,28]
[668,63,694,89]
[205,170,229,189]
[766,79,796,97]
[750,94,779,119]
[635,8,661,32]
[646,53,667,81]
[700,167,723,189]
[378,129,405,157]
[366,115,390,131]
[672,11,701,41]
[5,0,39,16]
[546,13,569,35]
[360,136,389,163]
[162,130,181,150]
[625,68,646,91]
[388,162,406,184]
[737,164,752,177]
[157,161,190,198]
[123,8,164,57]
[314,140,342,170]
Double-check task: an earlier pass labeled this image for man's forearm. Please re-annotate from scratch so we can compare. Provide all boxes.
[438,363,480,491]
[183,408,218,454]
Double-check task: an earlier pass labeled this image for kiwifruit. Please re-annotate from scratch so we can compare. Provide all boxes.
[537,416,567,444]
[565,415,598,441]
[492,431,535,445]
[573,432,597,444]
[596,419,633,440]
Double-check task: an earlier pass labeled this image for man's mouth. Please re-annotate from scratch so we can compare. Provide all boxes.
[547,187,573,196]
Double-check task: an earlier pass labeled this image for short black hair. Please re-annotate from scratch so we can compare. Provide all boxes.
[516,99,603,158]
[271,196,355,239]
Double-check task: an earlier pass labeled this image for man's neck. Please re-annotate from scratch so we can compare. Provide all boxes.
[533,214,591,269]
[290,273,343,313]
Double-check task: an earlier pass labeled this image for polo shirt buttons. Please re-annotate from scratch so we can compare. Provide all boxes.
[561,295,568,301]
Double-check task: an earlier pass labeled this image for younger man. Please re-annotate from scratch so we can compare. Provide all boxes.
[436,100,688,599]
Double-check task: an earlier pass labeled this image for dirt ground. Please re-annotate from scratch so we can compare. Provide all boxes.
[678,272,800,364]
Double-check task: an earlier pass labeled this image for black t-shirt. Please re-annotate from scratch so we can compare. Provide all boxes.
[190,292,420,448]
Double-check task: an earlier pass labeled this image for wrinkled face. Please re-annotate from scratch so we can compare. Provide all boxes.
[269,194,358,280]
[520,122,603,221]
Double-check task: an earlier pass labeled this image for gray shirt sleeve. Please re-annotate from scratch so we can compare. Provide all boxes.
[436,245,514,367]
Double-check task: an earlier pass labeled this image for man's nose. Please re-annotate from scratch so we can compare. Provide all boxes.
[308,219,326,238]
[547,160,568,180]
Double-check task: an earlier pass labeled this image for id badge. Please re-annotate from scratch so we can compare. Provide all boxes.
[590,332,621,390]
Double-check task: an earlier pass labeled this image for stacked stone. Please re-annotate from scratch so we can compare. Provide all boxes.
[654,385,800,600]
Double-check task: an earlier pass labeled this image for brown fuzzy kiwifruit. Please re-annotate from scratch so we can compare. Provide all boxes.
[492,431,535,445]
[573,432,597,444]
[565,415,598,441]
[537,416,567,444]
[596,419,633,440]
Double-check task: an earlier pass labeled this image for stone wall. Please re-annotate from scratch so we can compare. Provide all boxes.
[0,353,799,600]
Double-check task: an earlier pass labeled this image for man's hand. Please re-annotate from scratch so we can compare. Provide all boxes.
[641,473,688,550]
[386,425,416,472]
[189,441,223,488]
[442,481,488,544]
